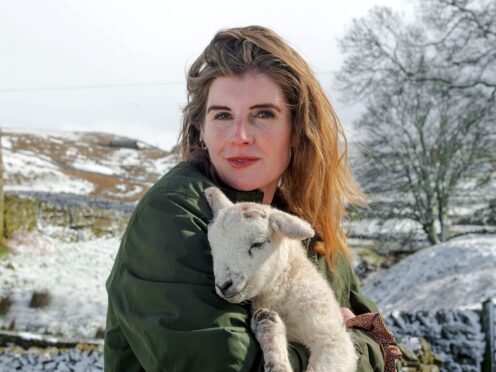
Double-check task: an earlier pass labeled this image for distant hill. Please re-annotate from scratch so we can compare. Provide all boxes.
[2,128,176,203]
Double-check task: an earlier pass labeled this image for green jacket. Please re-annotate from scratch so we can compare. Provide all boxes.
[104,161,385,371]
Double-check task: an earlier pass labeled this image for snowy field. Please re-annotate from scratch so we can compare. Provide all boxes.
[0,231,494,340]
[0,232,119,339]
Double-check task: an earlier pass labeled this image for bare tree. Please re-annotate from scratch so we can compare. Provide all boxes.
[416,0,496,90]
[337,1,495,244]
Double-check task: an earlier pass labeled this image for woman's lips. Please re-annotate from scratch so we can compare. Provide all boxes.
[226,157,260,168]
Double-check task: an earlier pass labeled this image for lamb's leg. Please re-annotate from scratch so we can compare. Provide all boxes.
[251,308,293,372]
[306,336,357,372]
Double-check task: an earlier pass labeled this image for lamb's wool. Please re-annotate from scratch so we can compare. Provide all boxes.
[205,187,357,372]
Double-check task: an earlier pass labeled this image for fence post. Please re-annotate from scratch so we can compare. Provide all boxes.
[481,298,495,372]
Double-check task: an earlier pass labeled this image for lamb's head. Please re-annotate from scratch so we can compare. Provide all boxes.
[204,187,314,303]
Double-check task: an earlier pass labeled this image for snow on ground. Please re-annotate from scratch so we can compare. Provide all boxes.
[151,153,178,176]
[3,148,95,195]
[104,147,176,179]
[362,234,496,314]
[107,147,142,167]
[350,217,424,238]
[73,148,145,178]
[69,158,117,176]
[0,232,119,339]
[1,231,494,341]
[112,183,144,199]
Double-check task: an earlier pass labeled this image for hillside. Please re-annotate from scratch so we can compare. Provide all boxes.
[2,128,176,203]
[362,234,496,313]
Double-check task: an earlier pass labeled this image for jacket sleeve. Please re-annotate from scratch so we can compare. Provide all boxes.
[105,189,308,371]
[348,262,386,372]
[350,329,386,372]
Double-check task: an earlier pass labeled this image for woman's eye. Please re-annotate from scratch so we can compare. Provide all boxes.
[213,112,231,120]
[256,110,275,119]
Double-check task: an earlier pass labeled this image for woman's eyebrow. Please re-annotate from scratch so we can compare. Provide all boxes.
[206,103,282,113]
[207,105,231,113]
[250,104,281,113]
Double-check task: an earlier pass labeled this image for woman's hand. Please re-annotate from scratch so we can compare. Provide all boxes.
[341,307,356,322]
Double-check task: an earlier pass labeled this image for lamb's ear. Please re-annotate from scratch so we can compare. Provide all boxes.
[204,187,233,217]
[269,211,315,240]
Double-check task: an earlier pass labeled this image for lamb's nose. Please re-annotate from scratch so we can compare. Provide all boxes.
[216,279,233,295]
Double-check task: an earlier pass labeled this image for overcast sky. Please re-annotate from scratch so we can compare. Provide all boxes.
[0,0,410,150]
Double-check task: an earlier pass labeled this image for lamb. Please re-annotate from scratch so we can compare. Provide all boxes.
[204,187,357,372]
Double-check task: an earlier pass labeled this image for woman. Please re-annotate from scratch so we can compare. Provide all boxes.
[104,25,400,371]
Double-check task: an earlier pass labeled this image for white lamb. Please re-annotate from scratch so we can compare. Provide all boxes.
[204,187,357,372]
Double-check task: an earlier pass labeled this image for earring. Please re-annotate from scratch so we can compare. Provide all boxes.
[200,138,208,151]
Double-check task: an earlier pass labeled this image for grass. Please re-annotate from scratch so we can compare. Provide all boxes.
[95,326,106,339]
[0,242,12,260]
[29,290,52,309]
[0,294,12,316]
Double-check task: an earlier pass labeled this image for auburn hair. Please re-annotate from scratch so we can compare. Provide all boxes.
[178,25,365,271]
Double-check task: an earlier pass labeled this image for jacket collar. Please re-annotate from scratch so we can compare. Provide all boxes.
[221,187,265,204]
[214,177,265,204]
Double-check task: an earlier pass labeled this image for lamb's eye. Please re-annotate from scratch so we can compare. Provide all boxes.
[248,240,269,257]
[250,241,265,249]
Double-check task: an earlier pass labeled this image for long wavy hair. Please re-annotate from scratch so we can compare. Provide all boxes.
[178,25,365,271]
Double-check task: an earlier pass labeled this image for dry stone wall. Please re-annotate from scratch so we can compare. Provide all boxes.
[386,305,495,372]
[4,192,134,241]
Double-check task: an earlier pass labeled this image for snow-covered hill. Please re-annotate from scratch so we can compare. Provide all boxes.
[2,128,176,202]
[362,234,496,314]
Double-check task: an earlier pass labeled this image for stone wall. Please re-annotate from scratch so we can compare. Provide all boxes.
[4,192,134,241]
[385,306,495,372]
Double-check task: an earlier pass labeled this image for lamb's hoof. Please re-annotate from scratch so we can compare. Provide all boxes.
[251,309,290,372]
[253,308,278,323]
[251,308,283,336]
[264,361,289,372]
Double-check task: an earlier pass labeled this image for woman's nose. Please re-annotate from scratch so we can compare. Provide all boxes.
[231,118,253,145]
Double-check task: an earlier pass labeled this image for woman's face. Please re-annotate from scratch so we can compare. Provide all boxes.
[201,72,292,204]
